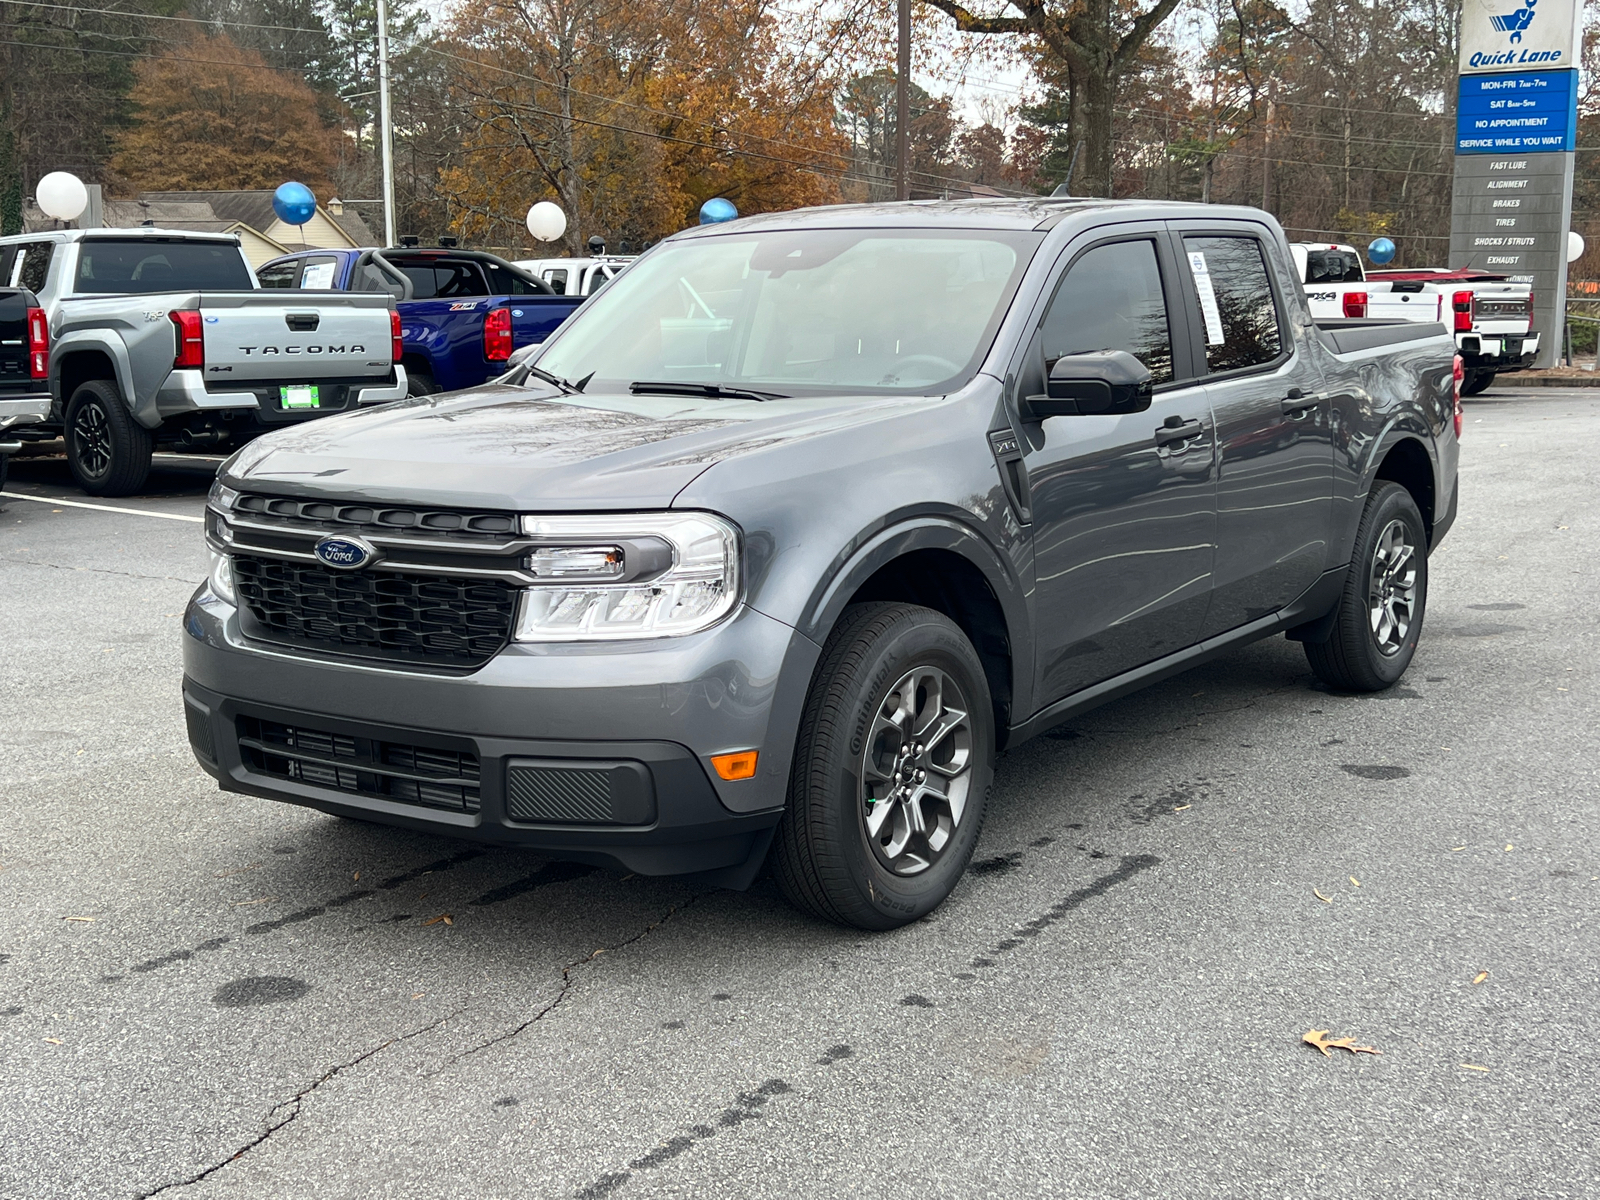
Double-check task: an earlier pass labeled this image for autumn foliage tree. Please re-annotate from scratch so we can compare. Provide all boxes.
[113,33,341,195]
[438,0,846,253]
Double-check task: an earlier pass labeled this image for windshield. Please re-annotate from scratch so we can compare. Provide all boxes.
[1305,250,1362,284]
[531,228,1039,395]
[74,239,254,293]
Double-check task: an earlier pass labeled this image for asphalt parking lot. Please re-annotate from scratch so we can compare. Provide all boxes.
[2,390,1597,1200]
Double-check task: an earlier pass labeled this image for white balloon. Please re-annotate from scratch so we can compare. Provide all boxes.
[1567,230,1585,264]
[36,171,89,221]
[526,201,567,243]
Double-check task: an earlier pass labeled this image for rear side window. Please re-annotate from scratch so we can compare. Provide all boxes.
[397,260,488,299]
[543,268,569,295]
[1041,238,1174,384]
[1305,249,1362,283]
[257,260,300,288]
[1182,236,1283,373]
[14,242,54,292]
[75,240,253,293]
[482,261,541,295]
[354,261,405,299]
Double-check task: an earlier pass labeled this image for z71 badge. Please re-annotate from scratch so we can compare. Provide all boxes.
[448,302,479,311]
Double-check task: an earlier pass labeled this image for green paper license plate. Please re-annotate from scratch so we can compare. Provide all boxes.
[280,384,320,409]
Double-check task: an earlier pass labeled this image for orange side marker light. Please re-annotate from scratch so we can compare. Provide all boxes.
[711,750,759,781]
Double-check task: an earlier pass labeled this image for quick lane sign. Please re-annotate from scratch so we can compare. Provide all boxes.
[1460,0,1581,73]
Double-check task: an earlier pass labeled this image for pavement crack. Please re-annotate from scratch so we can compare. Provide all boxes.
[135,1008,462,1198]
[0,554,203,585]
[450,893,702,1066]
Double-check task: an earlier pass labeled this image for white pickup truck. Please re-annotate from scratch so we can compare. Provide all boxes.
[0,228,407,495]
[1290,243,1536,393]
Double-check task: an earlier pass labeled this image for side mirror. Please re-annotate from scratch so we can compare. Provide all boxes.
[1025,349,1154,419]
[506,343,539,369]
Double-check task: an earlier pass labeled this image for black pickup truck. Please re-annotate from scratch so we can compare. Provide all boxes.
[0,286,51,490]
[184,199,1461,929]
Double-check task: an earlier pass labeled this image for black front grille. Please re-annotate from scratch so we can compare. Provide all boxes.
[233,493,519,541]
[233,554,517,667]
[237,715,481,812]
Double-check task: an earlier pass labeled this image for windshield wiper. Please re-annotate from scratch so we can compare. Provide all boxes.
[526,366,592,394]
[629,380,788,402]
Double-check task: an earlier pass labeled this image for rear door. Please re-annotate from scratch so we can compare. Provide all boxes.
[1016,225,1219,703]
[1169,222,1334,638]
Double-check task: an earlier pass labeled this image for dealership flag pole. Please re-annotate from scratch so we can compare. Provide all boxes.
[376,0,397,246]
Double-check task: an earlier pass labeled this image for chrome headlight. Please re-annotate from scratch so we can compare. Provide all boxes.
[512,512,739,641]
[207,475,239,513]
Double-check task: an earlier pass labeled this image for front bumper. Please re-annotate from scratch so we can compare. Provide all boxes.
[0,393,51,441]
[181,589,819,882]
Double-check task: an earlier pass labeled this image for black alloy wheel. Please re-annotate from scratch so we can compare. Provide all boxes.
[1304,481,1429,692]
[65,380,153,497]
[773,602,994,930]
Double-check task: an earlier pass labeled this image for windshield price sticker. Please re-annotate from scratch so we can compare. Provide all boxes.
[1187,251,1227,345]
[281,385,320,409]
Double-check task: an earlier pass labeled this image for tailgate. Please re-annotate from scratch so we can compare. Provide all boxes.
[0,289,30,387]
[1366,291,1443,323]
[196,292,394,383]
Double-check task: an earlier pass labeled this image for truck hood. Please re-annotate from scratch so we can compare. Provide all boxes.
[224,382,932,510]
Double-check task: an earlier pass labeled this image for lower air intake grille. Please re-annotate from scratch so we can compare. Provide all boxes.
[237,715,481,813]
[232,554,517,667]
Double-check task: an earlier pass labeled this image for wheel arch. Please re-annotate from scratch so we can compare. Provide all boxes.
[51,338,131,422]
[795,519,1030,745]
[1367,431,1437,542]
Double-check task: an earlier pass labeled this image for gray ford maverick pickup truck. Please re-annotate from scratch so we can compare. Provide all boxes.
[183,199,1461,929]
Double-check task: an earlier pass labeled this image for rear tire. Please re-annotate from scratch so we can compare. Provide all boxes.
[1305,482,1428,692]
[773,603,994,930]
[406,368,438,397]
[65,380,153,497]
[0,453,8,492]
[1461,369,1493,396]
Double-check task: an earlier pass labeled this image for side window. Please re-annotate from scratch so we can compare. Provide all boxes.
[298,257,339,289]
[544,269,568,295]
[354,261,405,299]
[399,264,439,299]
[433,261,489,297]
[1040,239,1174,384]
[257,260,301,288]
[15,242,54,293]
[482,261,539,295]
[0,246,16,286]
[1182,235,1283,373]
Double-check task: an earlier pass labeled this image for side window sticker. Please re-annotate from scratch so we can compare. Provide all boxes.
[1186,251,1226,345]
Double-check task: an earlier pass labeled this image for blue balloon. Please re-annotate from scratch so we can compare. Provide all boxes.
[699,197,738,225]
[1367,237,1397,265]
[272,181,317,227]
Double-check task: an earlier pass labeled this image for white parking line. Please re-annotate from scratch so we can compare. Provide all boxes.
[0,491,204,523]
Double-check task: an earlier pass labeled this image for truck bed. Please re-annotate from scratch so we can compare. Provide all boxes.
[1314,318,1451,356]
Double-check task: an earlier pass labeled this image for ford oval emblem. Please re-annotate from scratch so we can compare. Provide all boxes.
[314,535,378,570]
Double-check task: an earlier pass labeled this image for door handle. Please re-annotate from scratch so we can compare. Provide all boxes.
[1153,417,1205,448]
[1281,389,1321,418]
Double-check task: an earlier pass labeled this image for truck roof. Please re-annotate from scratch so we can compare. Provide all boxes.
[670,197,1273,237]
[0,227,242,246]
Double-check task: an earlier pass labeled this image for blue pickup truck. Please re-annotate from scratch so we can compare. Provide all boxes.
[258,246,583,395]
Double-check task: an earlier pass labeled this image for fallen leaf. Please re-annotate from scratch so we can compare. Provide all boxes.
[61,916,94,923]
[1173,804,1191,811]
[1313,888,1332,903]
[443,915,453,926]
[353,872,360,881]
[424,914,453,927]
[1349,876,1361,888]
[230,896,276,907]
[1302,1030,1382,1058]
[1504,844,1514,852]
[1471,971,1489,985]
[1460,1063,1489,1072]
[418,892,428,900]
[44,1038,63,1045]
[213,863,261,879]
[412,992,426,1000]
[1450,846,1467,852]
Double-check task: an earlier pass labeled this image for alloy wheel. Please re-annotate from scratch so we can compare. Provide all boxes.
[73,400,113,479]
[860,666,975,875]
[1368,518,1418,657]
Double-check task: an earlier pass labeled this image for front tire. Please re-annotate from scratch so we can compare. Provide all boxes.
[65,380,153,497]
[1305,482,1428,691]
[773,603,994,930]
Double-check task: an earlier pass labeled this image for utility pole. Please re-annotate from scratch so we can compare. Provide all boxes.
[376,0,397,245]
[896,0,910,201]
[1261,95,1274,213]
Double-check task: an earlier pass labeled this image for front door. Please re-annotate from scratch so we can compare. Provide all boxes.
[1168,225,1334,638]
[1016,230,1219,705]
